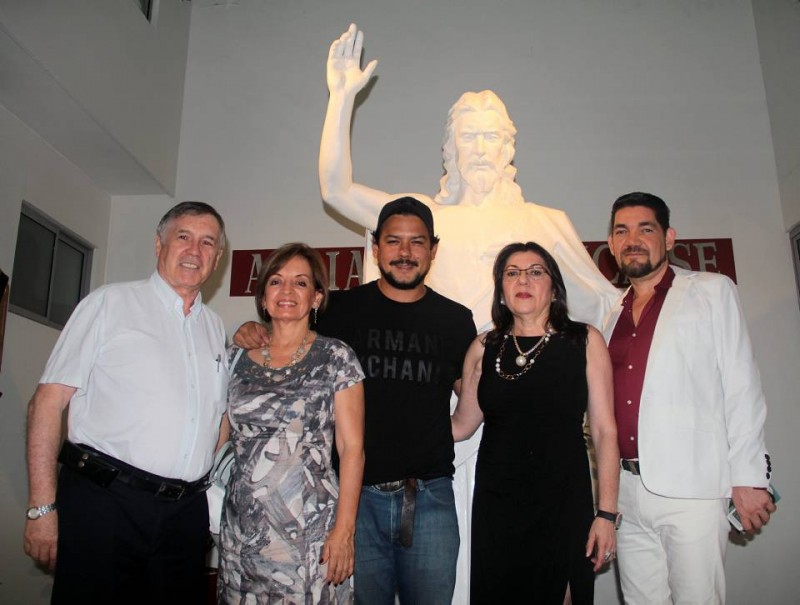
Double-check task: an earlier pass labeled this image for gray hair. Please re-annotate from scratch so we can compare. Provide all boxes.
[156,201,226,249]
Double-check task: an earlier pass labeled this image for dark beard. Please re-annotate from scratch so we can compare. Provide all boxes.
[379,262,428,290]
[620,250,668,279]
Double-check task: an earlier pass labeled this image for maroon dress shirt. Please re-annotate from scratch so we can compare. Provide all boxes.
[608,267,675,460]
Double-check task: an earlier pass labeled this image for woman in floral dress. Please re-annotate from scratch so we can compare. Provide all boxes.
[218,243,365,604]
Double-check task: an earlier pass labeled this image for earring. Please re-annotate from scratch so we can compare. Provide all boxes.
[313,307,318,325]
[500,297,506,306]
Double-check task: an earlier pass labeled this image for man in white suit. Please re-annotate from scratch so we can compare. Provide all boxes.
[604,192,776,604]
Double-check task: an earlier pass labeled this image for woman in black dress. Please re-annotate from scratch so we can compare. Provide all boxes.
[452,242,619,604]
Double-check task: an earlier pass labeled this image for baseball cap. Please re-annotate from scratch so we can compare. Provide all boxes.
[374,197,435,241]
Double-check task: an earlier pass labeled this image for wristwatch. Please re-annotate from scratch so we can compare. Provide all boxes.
[595,509,622,529]
[26,503,57,520]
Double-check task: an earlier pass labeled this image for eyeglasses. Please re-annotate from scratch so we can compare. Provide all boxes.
[502,264,550,281]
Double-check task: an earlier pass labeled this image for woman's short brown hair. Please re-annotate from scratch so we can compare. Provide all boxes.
[254,243,329,324]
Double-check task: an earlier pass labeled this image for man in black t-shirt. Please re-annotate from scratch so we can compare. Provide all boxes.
[235,197,475,604]
[319,198,475,605]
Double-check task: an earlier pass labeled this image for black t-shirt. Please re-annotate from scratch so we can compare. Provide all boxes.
[317,281,476,484]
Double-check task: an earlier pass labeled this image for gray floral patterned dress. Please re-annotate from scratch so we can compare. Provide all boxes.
[218,336,364,605]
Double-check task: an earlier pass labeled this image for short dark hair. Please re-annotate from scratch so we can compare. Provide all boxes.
[486,241,586,347]
[609,192,670,234]
[371,196,440,246]
[254,243,329,324]
[157,201,226,249]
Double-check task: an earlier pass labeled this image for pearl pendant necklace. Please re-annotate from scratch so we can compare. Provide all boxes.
[495,328,554,381]
[512,330,552,366]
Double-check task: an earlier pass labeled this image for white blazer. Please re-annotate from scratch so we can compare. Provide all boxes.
[603,266,770,499]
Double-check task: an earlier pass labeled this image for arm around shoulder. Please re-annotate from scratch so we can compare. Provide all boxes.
[232,321,269,350]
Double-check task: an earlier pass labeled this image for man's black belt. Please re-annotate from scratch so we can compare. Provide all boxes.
[370,478,418,548]
[59,441,209,501]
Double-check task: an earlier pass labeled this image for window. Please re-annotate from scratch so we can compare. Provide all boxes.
[135,0,155,21]
[9,202,93,329]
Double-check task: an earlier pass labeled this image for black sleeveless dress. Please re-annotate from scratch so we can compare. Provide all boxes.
[471,330,594,604]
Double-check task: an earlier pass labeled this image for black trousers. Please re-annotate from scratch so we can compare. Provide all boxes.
[52,465,209,605]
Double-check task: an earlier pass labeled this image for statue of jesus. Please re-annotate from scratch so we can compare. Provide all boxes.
[320,24,619,332]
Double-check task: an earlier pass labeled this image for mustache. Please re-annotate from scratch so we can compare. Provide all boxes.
[389,259,419,268]
[622,246,647,255]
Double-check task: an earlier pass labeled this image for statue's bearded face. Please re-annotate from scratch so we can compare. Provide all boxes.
[453,110,509,195]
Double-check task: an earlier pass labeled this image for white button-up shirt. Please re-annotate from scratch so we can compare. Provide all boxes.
[41,272,228,481]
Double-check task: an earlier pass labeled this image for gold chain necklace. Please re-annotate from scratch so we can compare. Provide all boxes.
[495,329,553,381]
[261,331,310,375]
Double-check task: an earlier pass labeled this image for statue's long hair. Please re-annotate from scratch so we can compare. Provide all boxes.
[434,91,523,206]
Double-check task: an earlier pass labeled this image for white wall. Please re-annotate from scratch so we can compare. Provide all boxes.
[0,0,191,194]
[0,105,111,604]
[751,0,800,230]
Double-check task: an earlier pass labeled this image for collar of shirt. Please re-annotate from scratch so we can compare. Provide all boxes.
[150,271,203,320]
[620,265,676,309]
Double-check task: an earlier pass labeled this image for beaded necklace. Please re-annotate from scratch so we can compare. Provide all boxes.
[495,329,553,381]
[260,331,310,380]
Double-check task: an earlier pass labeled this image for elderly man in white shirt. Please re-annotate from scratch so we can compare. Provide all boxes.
[23,201,229,605]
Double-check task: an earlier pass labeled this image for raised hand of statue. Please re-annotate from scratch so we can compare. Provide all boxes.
[327,23,378,99]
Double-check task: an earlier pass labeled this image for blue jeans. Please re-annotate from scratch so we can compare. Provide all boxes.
[354,477,459,605]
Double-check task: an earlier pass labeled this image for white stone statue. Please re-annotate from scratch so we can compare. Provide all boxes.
[321,24,619,332]
[320,23,620,603]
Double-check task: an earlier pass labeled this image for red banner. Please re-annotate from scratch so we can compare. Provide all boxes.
[585,238,736,288]
[230,247,364,297]
[229,239,736,296]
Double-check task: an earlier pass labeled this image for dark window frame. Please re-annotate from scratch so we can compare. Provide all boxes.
[9,202,94,330]
[136,0,155,22]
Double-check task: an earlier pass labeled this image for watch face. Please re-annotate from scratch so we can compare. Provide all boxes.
[26,504,55,520]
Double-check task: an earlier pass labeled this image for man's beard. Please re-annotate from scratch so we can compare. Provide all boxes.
[619,247,668,279]
[461,164,502,194]
[379,259,428,290]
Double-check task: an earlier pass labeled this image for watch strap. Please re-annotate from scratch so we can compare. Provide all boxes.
[27,502,57,520]
[595,509,622,529]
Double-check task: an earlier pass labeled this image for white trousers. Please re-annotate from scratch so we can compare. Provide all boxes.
[617,469,729,605]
